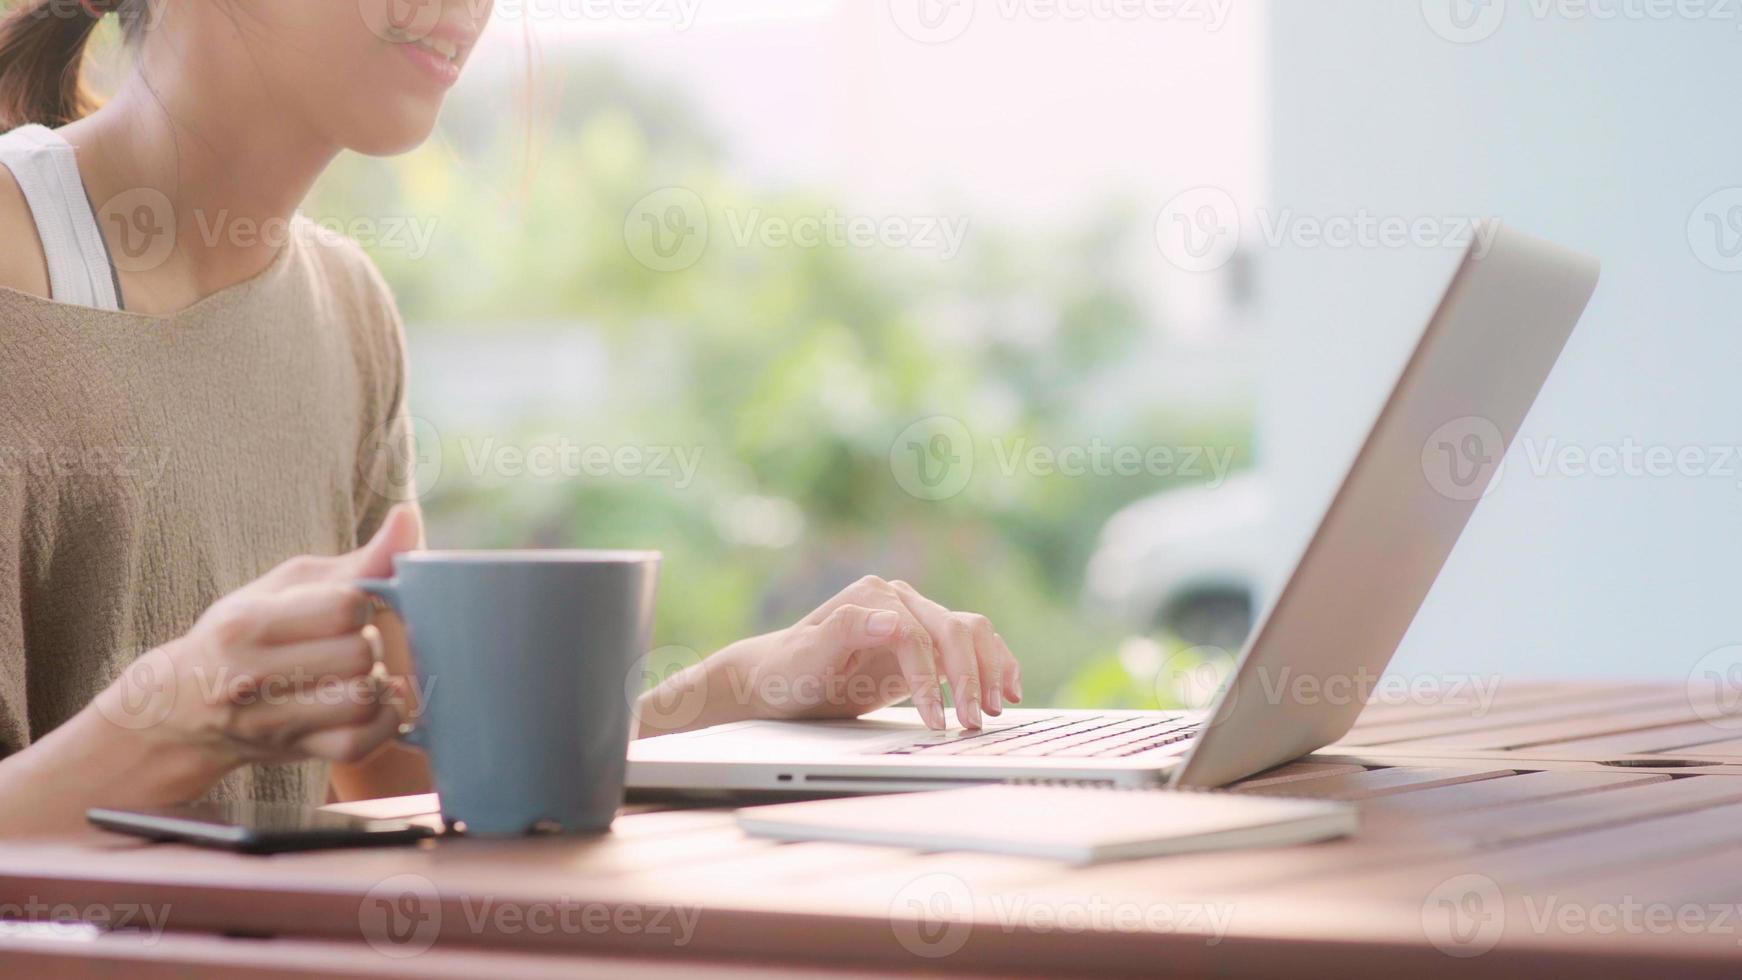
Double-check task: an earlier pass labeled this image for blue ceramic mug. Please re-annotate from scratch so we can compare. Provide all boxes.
[359,550,661,836]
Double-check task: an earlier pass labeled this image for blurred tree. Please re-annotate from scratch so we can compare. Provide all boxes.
[310,54,1251,706]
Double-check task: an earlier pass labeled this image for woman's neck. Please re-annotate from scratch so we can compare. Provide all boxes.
[58,62,340,314]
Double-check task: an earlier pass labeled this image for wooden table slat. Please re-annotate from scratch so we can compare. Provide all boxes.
[1233,767,1513,801]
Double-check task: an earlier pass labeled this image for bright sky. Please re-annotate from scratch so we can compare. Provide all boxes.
[467,0,1267,226]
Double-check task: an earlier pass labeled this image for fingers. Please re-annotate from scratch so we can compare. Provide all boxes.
[294,696,404,765]
[341,504,425,579]
[229,675,390,746]
[892,581,1007,728]
[267,632,377,681]
[258,505,424,590]
[252,583,372,645]
[993,630,1023,703]
[867,612,947,731]
[826,580,948,730]
[892,580,1021,707]
[812,604,903,650]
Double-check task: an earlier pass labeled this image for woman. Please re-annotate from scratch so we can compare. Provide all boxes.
[0,0,1021,834]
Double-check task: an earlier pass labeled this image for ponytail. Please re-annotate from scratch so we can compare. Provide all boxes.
[0,0,141,130]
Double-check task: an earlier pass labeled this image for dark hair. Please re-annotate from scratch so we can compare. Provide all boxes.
[0,0,144,129]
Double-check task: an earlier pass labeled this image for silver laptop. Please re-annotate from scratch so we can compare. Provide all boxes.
[629,223,1600,795]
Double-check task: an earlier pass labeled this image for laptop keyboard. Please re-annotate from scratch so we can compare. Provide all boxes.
[873,715,1201,759]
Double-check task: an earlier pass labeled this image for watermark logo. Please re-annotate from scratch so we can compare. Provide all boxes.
[361,414,444,503]
[1155,187,1241,272]
[94,655,177,732]
[889,872,975,958]
[1687,644,1742,731]
[890,0,1231,41]
[890,416,976,501]
[625,187,710,273]
[723,209,970,260]
[0,898,171,944]
[891,421,1237,502]
[359,0,444,42]
[99,187,177,275]
[360,873,443,958]
[1689,188,1742,273]
[1421,416,1506,501]
[1154,644,1237,728]
[1421,0,1507,42]
[360,417,704,504]
[1157,189,1500,271]
[1422,873,1505,957]
[626,645,710,734]
[888,0,976,43]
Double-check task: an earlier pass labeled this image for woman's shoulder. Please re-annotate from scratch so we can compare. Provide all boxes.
[287,215,408,393]
[290,215,402,316]
[0,165,50,300]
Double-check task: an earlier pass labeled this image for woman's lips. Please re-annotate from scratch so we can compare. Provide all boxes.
[391,35,464,88]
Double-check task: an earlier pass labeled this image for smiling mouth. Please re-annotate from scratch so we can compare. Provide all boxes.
[384,28,466,67]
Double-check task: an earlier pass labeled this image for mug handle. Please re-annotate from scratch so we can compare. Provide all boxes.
[356,577,429,750]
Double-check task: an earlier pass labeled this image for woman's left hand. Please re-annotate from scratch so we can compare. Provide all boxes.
[636,576,1021,736]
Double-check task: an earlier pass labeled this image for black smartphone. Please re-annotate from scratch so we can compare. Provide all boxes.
[87,802,436,854]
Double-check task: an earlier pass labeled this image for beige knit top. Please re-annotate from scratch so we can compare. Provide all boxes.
[0,219,410,805]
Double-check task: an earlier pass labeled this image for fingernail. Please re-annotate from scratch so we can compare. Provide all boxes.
[867,610,899,638]
[963,697,983,730]
[988,688,1003,713]
[922,700,946,730]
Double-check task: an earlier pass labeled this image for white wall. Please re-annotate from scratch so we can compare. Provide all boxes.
[1262,0,1742,679]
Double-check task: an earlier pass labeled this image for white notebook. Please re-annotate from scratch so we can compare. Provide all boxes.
[736,785,1357,865]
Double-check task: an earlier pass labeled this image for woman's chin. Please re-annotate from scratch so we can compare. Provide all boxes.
[337,108,445,158]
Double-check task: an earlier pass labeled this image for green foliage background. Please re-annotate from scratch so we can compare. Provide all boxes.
[309,56,1253,706]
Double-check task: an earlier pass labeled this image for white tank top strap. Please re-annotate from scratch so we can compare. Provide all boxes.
[0,123,121,311]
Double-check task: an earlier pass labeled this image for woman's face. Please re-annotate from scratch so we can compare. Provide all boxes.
[172,0,494,156]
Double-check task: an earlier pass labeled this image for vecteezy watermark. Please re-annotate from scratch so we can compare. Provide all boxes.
[889,416,1238,502]
[1421,416,1507,502]
[457,437,704,489]
[1422,0,1742,44]
[94,658,435,734]
[887,0,1233,44]
[359,415,705,503]
[1422,419,1742,501]
[359,0,703,41]
[1686,645,1742,731]
[359,874,702,959]
[0,898,172,945]
[0,445,174,488]
[723,209,971,261]
[27,0,169,31]
[1419,0,1509,43]
[1422,874,1507,957]
[1155,656,1504,726]
[1153,189,1501,272]
[494,0,703,31]
[94,188,441,273]
[624,187,710,273]
[1521,895,1742,943]
[1154,187,1501,272]
[1689,188,1742,273]
[1518,437,1742,488]
[1425,871,1742,958]
[628,638,958,736]
[888,873,1235,959]
[623,188,971,271]
[626,645,710,734]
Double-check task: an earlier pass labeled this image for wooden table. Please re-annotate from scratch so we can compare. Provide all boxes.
[9,680,1742,978]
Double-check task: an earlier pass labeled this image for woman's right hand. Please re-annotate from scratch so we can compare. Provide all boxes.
[92,506,424,776]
